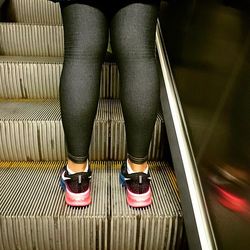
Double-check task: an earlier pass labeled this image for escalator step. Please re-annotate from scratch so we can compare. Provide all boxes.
[0,57,119,99]
[0,99,109,161]
[0,23,114,58]
[0,161,109,250]
[0,23,64,57]
[0,99,166,161]
[110,161,182,250]
[7,0,62,25]
[0,161,183,250]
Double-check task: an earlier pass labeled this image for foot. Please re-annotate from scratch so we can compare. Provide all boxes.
[120,162,152,208]
[60,165,92,207]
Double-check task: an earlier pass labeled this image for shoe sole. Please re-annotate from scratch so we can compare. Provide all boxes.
[126,187,152,208]
[65,186,91,207]
[60,177,91,207]
[120,172,152,208]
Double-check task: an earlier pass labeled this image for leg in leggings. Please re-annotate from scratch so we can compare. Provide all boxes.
[110,3,160,165]
[59,4,109,165]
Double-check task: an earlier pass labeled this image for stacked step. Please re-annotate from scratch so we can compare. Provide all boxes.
[0,1,183,249]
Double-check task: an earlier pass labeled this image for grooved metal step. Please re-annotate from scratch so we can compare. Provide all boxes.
[0,57,120,99]
[110,162,183,250]
[0,99,166,161]
[0,23,63,57]
[0,161,183,250]
[7,0,62,25]
[0,161,109,250]
[0,99,109,161]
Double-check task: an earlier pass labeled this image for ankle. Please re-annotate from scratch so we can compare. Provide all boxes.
[67,159,88,173]
[127,159,148,173]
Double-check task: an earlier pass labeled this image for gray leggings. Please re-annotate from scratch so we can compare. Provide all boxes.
[59,3,160,164]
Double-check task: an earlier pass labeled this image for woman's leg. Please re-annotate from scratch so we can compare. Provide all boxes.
[60,3,109,171]
[110,3,160,171]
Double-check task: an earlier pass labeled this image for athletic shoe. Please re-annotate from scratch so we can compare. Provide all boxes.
[60,165,92,207]
[119,162,152,208]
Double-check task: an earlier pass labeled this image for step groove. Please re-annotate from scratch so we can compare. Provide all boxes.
[7,0,62,25]
[0,161,182,250]
[0,57,120,99]
[0,23,63,57]
[0,99,166,161]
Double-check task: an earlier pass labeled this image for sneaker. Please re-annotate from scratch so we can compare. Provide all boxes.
[60,165,92,207]
[119,162,152,208]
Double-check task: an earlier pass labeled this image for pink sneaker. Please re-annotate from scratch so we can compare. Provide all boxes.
[120,162,152,208]
[60,166,92,207]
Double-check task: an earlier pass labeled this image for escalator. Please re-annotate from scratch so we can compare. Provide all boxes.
[0,1,185,249]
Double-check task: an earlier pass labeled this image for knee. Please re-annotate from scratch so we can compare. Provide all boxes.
[64,42,107,61]
[111,37,155,62]
[64,35,108,61]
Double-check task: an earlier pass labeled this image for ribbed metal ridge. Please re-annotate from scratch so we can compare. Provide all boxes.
[0,161,109,250]
[110,161,183,250]
[0,57,119,99]
[110,100,167,161]
[0,99,165,161]
[0,99,109,161]
[7,0,62,25]
[0,161,183,250]
[109,63,120,99]
[0,23,64,57]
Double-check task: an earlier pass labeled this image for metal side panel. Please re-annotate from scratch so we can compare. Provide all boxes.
[7,0,62,25]
[0,161,109,250]
[110,161,183,250]
[0,23,64,57]
[0,99,110,161]
[110,100,167,161]
[0,58,119,99]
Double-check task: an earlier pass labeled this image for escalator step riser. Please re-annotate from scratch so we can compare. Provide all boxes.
[0,100,165,161]
[0,23,114,58]
[0,161,182,250]
[7,0,62,25]
[0,161,109,250]
[0,60,119,99]
[0,23,64,57]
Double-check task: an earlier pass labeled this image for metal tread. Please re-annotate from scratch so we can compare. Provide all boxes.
[0,22,63,57]
[0,57,119,98]
[0,161,109,250]
[0,99,166,161]
[0,22,112,57]
[0,160,183,250]
[0,55,63,63]
[7,0,62,25]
